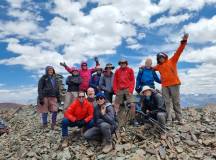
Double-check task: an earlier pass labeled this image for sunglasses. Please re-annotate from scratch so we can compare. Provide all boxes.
[119,62,127,65]
[96,97,105,101]
[78,95,85,98]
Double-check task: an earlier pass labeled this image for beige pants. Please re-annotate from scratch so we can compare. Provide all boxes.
[64,92,78,110]
[162,85,182,122]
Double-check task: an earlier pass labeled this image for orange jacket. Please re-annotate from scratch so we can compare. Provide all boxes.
[113,66,135,94]
[64,99,94,123]
[153,41,187,87]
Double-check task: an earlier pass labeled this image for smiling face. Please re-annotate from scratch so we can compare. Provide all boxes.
[78,92,85,103]
[47,68,54,76]
[120,62,127,68]
[159,57,165,63]
[81,64,87,70]
[87,88,95,98]
[145,58,152,68]
[143,90,152,96]
[96,96,105,106]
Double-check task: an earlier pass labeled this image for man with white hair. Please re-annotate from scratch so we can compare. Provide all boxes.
[135,58,161,93]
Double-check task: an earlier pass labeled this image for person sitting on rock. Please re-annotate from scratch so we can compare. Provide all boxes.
[61,91,94,147]
[37,66,60,130]
[135,58,161,93]
[89,66,103,94]
[64,67,82,110]
[140,86,167,139]
[99,63,115,103]
[84,93,118,154]
[153,33,189,126]
[86,87,97,106]
[60,57,100,92]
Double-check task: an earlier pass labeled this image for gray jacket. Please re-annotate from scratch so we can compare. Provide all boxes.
[99,72,114,93]
[94,103,117,129]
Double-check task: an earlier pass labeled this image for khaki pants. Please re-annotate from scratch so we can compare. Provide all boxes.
[162,85,182,122]
[64,92,78,110]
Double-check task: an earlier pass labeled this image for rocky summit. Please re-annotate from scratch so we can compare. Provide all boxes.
[0,105,216,160]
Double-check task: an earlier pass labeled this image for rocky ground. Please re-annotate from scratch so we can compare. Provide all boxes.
[0,105,216,160]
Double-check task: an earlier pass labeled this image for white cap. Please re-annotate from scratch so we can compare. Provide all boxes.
[141,86,153,93]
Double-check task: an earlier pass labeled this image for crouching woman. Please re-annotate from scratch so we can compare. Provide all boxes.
[84,93,118,153]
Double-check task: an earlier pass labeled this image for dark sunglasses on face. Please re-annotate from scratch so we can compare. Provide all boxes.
[78,95,85,98]
[96,97,104,101]
[120,62,126,65]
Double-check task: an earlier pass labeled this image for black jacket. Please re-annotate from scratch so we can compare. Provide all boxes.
[141,92,166,114]
[66,75,82,92]
[38,67,60,100]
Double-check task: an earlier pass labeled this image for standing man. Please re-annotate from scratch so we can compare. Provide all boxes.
[153,33,189,125]
[37,66,60,130]
[135,58,161,93]
[113,59,137,126]
[99,63,115,103]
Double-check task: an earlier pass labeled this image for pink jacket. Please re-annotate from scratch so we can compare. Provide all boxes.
[64,66,95,91]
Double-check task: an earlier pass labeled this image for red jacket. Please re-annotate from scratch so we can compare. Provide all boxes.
[153,41,187,87]
[113,66,135,94]
[64,99,94,123]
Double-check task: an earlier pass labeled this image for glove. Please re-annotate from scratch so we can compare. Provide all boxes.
[77,119,86,127]
[135,87,141,94]
[57,98,61,104]
[94,57,99,65]
[60,62,66,67]
[39,99,44,106]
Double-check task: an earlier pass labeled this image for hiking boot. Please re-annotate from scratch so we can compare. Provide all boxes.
[166,121,172,126]
[51,123,55,130]
[102,143,113,153]
[41,124,48,129]
[62,137,69,148]
[179,119,186,125]
[129,119,139,127]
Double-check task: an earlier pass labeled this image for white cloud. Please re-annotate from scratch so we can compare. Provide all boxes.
[180,63,216,94]
[181,45,216,64]
[7,0,24,8]
[127,44,142,50]
[0,42,64,72]
[149,13,192,28]
[0,85,37,104]
[0,20,39,37]
[183,15,216,44]
[158,0,216,14]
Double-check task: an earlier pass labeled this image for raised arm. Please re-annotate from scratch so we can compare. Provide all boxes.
[60,62,73,73]
[170,33,189,63]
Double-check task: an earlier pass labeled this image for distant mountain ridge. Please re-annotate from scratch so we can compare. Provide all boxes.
[181,94,216,107]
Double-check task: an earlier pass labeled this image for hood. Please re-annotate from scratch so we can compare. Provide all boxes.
[45,66,55,75]
[105,102,112,108]
[157,52,168,64]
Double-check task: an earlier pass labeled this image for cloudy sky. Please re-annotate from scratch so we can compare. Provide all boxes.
[0,0,216,104]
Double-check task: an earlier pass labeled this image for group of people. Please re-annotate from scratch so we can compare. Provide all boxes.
[37,33,189,153]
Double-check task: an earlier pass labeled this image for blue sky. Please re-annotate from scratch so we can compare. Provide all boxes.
[0,0,216,104]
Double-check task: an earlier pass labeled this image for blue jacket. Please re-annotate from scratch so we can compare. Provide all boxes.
[136,67,161,90]
[89,73,101,93]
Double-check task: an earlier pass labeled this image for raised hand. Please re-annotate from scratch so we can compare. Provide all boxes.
[182,33,189,41]
[60,62,66,67]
